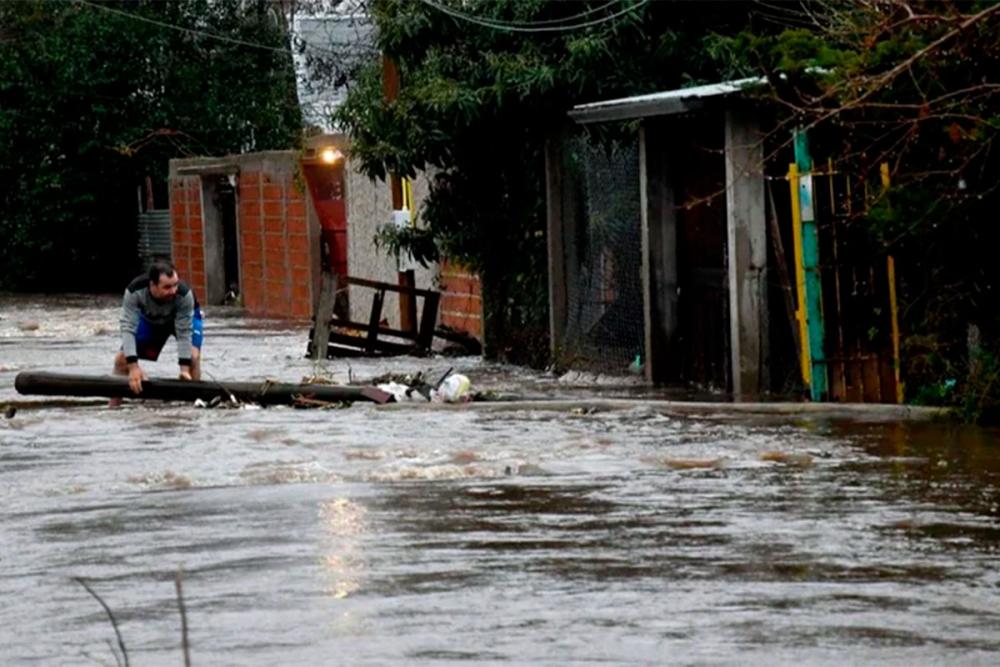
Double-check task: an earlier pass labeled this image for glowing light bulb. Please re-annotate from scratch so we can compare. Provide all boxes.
[320,147,343,164]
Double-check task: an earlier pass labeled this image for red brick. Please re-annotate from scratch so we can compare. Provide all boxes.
[291,267,311,285]
[265,246,286,267]
[243,262,263,279]
[240,171,260,186]
[175,229,190,245]
[241,244,262,266]
[292,283,311,303]
[265,279,288,295]
[442,294,480,313]
[442,275,480,295]
[191,256,205,274]
[263,232,285,248]
[288,234,309,254]
[287,201,307,218]
[289,249,310,269]
[264,216,284,234]
[261,184,282,201]
[242,275,262,292]
[241,217,261,235]
[262,201,283,217]
[190,229,204,246]
[287,216,307,235]
[290,300,311,319]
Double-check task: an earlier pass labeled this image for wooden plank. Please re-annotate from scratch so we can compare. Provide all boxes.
[725,110,768,400]
[342,275,438,299]
[417,291,440,350]
[640,120,680,384]
[398,269,417,334]
[545,129,570,357]
[879,354,898,403]
[845,358,865,402]
[827,163,849,401]
[311,272,337,360]
[327,331,417,356]
[14,371,392,404]
[330,319,418,341]
[366,289,385,354]
[862,355,882,403]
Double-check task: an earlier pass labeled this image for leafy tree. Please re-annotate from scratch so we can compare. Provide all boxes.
[336,0,769,363]
[0,0,301,291]
[713,0,1000,416]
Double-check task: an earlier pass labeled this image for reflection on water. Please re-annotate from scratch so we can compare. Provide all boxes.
[1,297,1000,664]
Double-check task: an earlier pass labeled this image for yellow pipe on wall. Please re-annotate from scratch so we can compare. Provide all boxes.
[881,163,904,404]
[788,163,811,386]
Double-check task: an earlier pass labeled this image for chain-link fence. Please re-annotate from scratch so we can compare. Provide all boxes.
[561,133,645,375]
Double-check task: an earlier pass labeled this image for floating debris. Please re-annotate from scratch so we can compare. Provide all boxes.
[760,451,814,468]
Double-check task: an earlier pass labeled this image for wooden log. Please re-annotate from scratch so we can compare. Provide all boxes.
[14,372,393,405]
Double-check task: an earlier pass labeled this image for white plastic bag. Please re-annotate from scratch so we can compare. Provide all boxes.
[431,374,471,403]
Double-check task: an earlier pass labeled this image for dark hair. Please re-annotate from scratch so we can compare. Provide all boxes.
[148,257,177,284]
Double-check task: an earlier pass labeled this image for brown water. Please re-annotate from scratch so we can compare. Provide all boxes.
[2,296,1000,665]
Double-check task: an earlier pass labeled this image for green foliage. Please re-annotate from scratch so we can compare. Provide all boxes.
[0,0,301,291]
[336,0,765,363]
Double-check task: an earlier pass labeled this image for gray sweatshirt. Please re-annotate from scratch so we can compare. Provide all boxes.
[120,274,196,366]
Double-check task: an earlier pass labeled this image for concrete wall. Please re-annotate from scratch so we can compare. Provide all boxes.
[344,162,437,328]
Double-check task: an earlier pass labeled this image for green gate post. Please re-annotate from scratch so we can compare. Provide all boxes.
[793,129,828,401]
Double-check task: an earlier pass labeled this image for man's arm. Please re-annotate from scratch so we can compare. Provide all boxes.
[120,288,147,393]
[120,288,141,364]
[174,291,195,371]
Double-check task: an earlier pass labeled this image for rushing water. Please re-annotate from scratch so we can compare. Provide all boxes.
[2,296,1000,665]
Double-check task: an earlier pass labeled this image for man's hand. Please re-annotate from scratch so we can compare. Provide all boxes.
[179,368,192,381]
[128,364,147,394]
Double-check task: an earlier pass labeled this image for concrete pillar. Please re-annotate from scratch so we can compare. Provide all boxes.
[724,110,769,400]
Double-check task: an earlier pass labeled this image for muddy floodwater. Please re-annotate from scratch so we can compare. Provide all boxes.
[2,295,1000,665]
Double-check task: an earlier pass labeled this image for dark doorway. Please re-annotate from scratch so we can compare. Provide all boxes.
[672,115,731,392]
[202,175,240,305]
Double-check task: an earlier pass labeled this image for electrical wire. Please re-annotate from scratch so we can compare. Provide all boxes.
[417,0,649,33]
[77,0,341,56]
[452,0,622,27]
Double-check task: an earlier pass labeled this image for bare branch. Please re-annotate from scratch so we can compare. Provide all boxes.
[175,568,191,667]
[74,577,130,667]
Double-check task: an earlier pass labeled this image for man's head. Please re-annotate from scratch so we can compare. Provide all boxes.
[148,258,180,301]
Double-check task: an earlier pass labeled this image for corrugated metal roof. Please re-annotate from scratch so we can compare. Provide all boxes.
[137,210,172,265]
[569,76,765,124]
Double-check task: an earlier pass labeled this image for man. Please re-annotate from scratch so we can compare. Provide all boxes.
[112,258,203,400]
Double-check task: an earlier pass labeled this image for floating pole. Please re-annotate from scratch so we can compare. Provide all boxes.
[793,129,828,401]
[14,372,392,405]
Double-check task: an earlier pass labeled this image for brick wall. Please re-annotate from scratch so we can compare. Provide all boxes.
[438,260,483,338]
[169,176,206,300]
[238,169,313,319]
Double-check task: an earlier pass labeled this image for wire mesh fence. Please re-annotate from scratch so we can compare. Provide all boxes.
[561,133,645,375]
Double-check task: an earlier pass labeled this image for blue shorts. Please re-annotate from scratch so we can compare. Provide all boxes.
[134,307,204,361]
